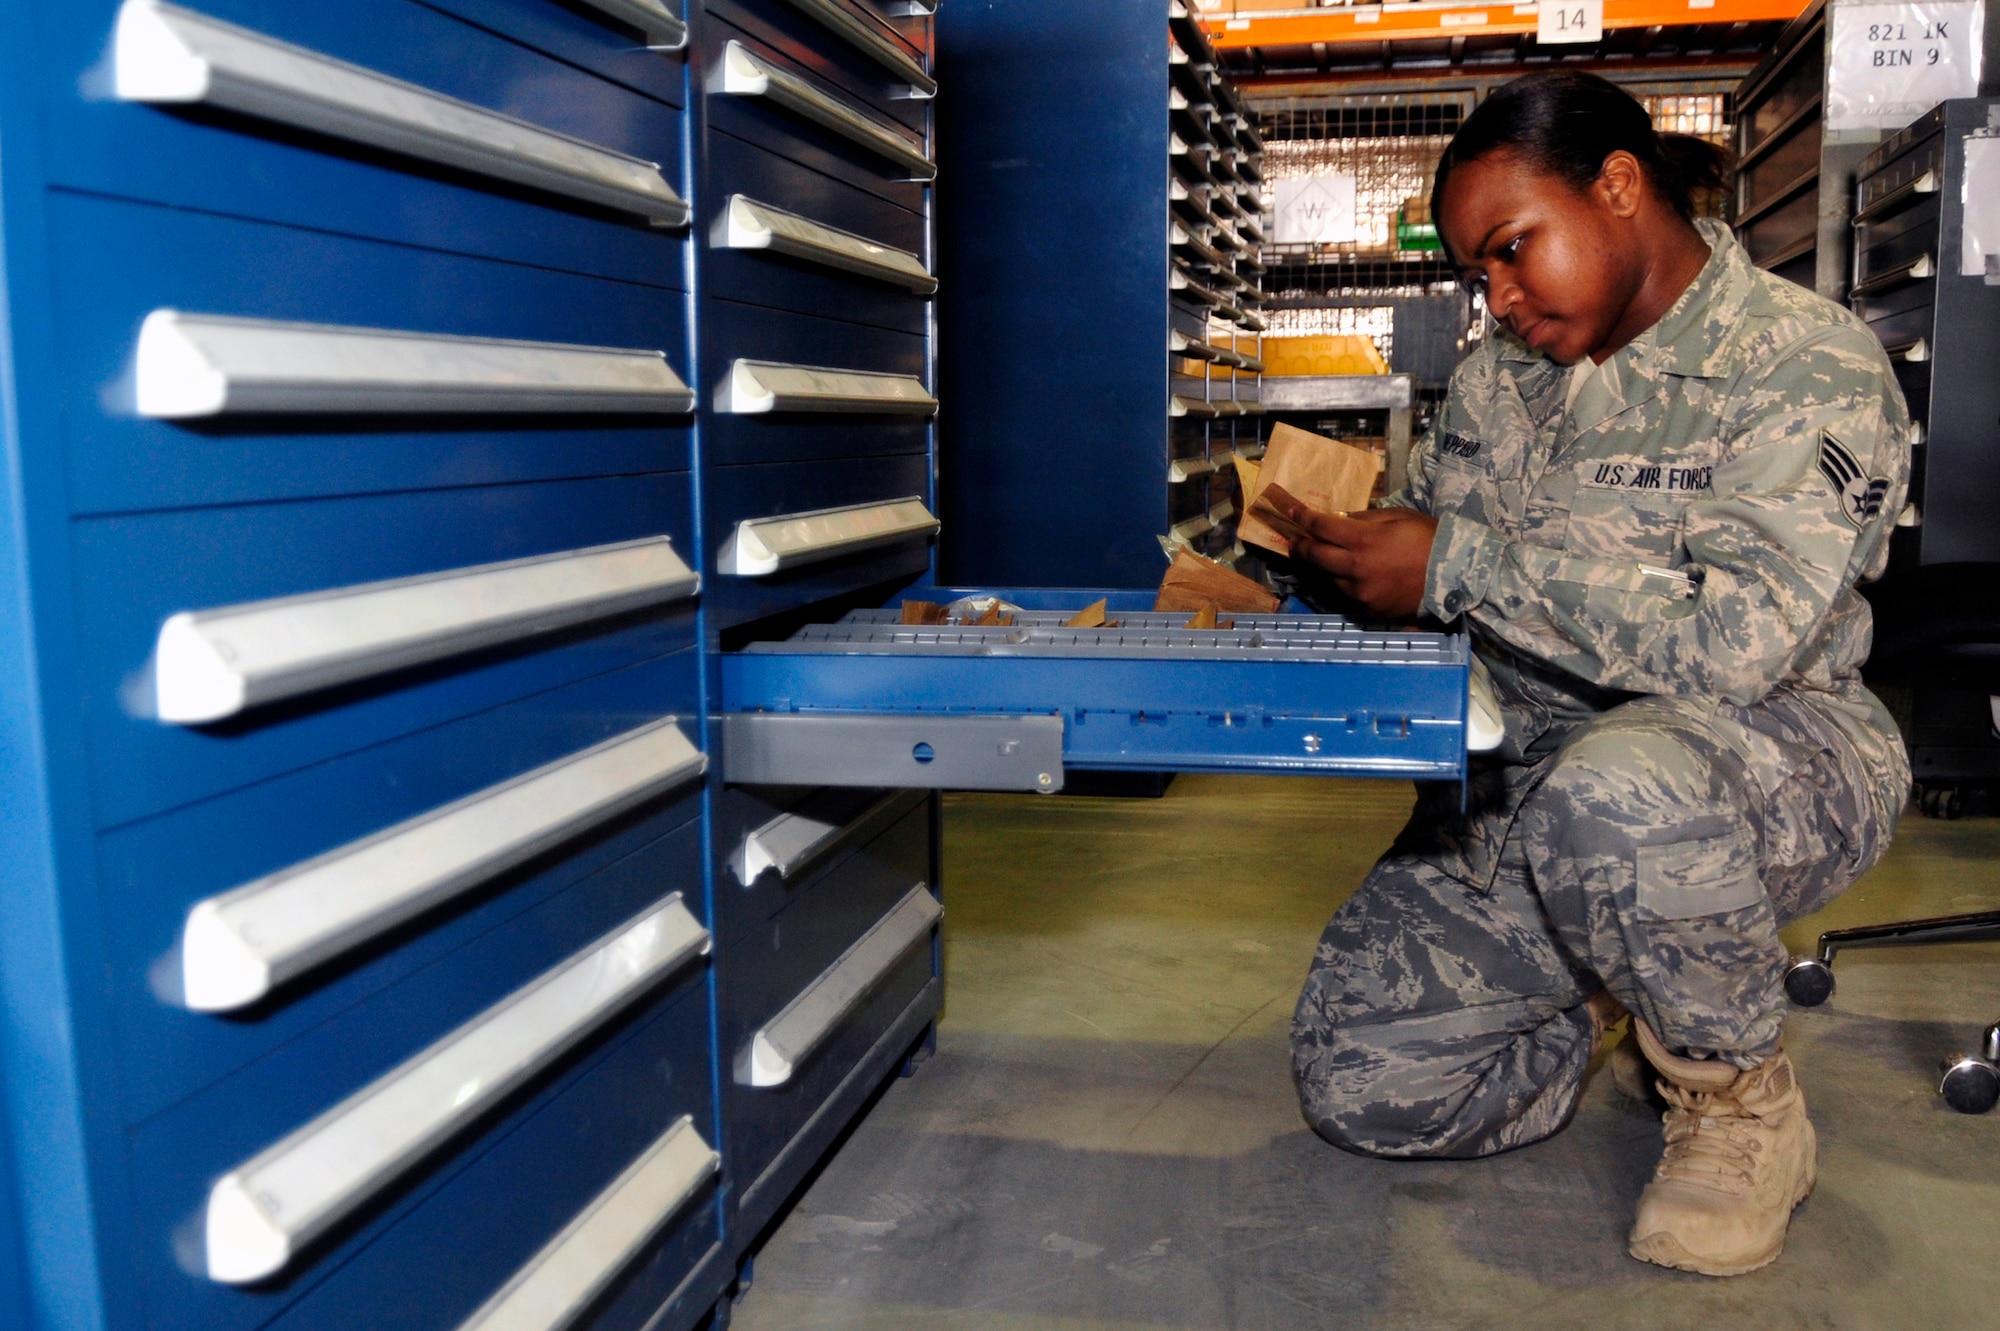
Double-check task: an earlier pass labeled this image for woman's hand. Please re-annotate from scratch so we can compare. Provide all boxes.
[1283,505,1439,618]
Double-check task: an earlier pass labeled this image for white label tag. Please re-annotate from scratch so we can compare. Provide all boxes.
[1962,134,2000,275]
[1828,1,1984,131]
[1538,0,1603,44]
[1273,175,1358,245]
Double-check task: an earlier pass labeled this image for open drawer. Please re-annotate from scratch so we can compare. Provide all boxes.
[720,588,1479,792]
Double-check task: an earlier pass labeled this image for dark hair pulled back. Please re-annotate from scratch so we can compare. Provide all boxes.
[1430,72,1731,245]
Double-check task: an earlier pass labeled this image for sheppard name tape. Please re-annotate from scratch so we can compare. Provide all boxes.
[1579,460,1715,493]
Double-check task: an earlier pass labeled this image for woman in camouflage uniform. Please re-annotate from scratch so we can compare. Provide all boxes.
[1281,72,1912,1277]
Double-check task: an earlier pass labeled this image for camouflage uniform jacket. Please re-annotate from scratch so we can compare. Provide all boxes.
[1393,219,1913,885]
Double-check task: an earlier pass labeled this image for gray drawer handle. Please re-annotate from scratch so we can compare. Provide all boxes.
[714,195,936,293]
[182,719,707,1012]
[1169,395,1216,418]
[776,0,934,97]
[204,894,711,1284]
[716,497,938,577]
[134,311,694,418]
[1854,168,1939,224]
[570,0,688,51]
[717,41,934,180]
[715,358,936,415]
[736,884,939,1087]
[1170,330,1239,366]
[1850,253,1933,298]
[454,1116,717,1331]
[1170,267,1224,306]
[153,535,700,724]
[113,0,688,227]
[1168,457,1216,482]
[729,794,906,883]
[1885,338,1930,363]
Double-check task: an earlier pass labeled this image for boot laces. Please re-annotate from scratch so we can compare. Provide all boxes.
[1655,1085,1764,1196]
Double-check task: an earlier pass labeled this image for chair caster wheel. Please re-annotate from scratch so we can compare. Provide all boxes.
[1783,956,1835,1007]
[1919,785,1966,819]
[1940,1057,2000,1114]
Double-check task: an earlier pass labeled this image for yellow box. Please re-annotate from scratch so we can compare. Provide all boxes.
[1260,334,1388,377]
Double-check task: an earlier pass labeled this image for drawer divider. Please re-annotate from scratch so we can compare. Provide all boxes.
[182,718,707,1012]
[203,894,712,1284]
[152,534,701,724]
[134,311,695,419]
[774,0,935,97]
[571,0,689,51]
[717,40,935,180]
[715,496,937,576]
[736,884,939,1087]
[729,793,909,884]
[714,194,937,293]
[113,0,689,226]
[453,1115,717,1331]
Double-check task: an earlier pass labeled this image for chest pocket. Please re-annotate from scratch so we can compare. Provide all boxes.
[1563,487,1691,563]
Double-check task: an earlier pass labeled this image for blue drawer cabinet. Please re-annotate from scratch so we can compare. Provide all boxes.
[0,0,729,1327]
[3,4,1477,1328]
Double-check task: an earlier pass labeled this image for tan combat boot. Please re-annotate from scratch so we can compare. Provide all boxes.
[1625,1020,1817,1276]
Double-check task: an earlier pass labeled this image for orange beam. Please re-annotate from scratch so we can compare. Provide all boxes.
[1204,0,1807,48]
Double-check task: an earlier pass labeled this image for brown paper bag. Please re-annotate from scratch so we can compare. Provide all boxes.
[1153,549,1281,615]
[1236,422,1383,556]
[900,599,947,625]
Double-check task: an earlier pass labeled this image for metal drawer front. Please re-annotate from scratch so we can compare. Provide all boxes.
[704,455,932,630]
[455,1116,717,1331]
[113,0,689,227]
[135,312,694,418]
[570,0,689,50]
[153,534,699,724]
[1855,166,1939,224]
[716,41,934,180]
[715,194,936,292]
[182,719,706,1012]
[775,0,934,96]
[716,496,938,576]
[723,593,1472,782]
[737,884,939,1086]
[731,793,907,884]
[715,359,935,414]
[203,894,711,1284]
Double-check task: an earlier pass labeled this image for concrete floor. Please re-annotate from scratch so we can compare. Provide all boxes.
[731,776,2000,1329]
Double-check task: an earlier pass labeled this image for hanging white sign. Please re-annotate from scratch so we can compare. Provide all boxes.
[1538,0,1604,46]
[1827,1,1984,131]
[1273,175,1358,245]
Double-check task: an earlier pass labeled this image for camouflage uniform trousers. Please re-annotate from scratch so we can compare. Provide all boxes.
[1290,689,1903,1160]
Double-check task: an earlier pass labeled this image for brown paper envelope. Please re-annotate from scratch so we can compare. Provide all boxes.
[1184,607,1217,629]
[1063,598,1109,628]
[1153,549,1280,614]
[1247,482,1319,547]
[901,600,947,625]
[1238,422,1383,554]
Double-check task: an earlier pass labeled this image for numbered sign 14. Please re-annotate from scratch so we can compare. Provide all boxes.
[1538,0,1604,45]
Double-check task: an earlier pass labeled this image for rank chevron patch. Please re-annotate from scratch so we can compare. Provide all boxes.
[1817,431,1888,529]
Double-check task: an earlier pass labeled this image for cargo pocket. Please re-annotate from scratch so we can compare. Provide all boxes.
[1635,825,1765,920]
